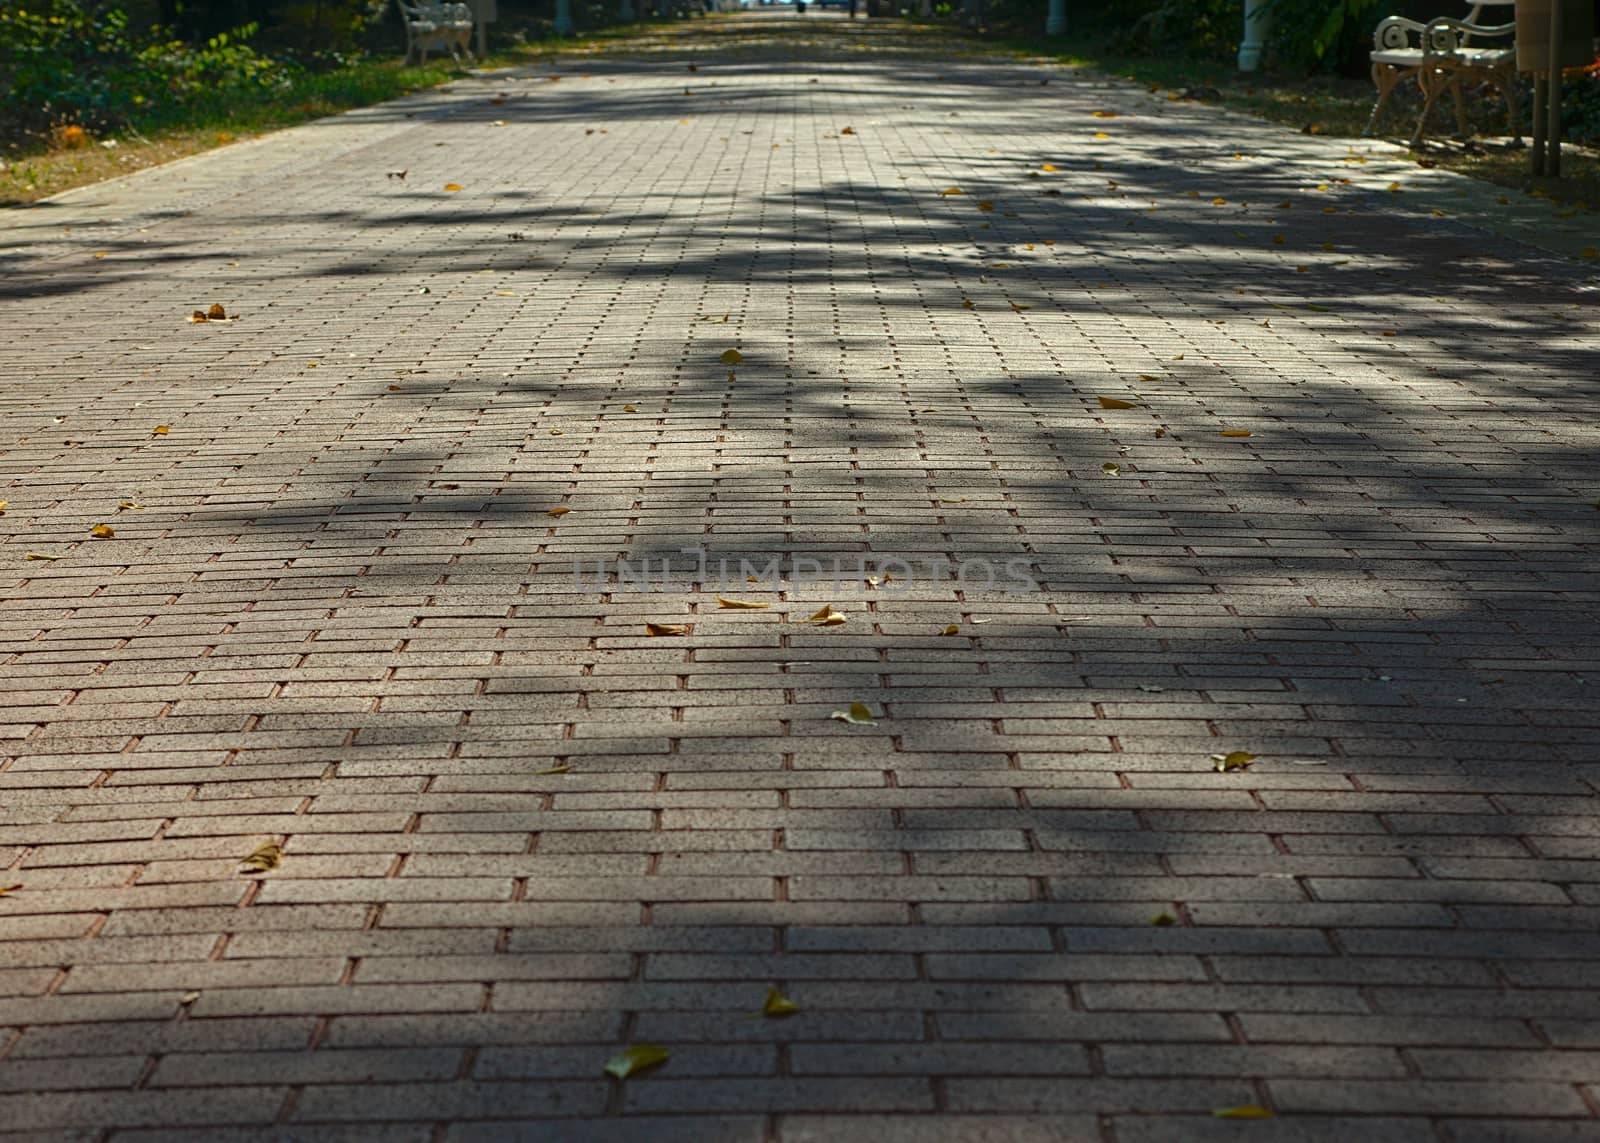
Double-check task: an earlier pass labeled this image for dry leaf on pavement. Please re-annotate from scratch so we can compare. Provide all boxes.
[239,841,282,873]
[1211,750,1256,773]
[1214,1105,1274,1119]
[830,702,875,725]
[604,1044,670,1079]
[763,989,800,1017]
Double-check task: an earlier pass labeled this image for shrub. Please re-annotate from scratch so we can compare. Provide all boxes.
[0,1,294,143]
[1566,56,1600,144]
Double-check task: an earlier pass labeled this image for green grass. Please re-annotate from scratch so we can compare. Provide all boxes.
[0,20,672,206]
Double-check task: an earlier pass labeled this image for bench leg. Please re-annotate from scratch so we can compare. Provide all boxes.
[1495,68,1522,144]
[1451,73,1469,138]
[1364,63,1406,138]
[1411,66,1450,146]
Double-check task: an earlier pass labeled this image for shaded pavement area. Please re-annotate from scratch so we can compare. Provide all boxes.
[1,12,1599,1141]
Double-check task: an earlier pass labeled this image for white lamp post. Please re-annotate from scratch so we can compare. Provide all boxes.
[1238,0,1270,71]
[555,0,575,36]
[1046,0,1064,36]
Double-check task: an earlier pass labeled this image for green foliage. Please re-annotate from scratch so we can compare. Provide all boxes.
[982,0,1244,62]
[1119,0,1242,61]
[1,1,295,140]
[1565,60,1600,145]
[1262,0,1383,73]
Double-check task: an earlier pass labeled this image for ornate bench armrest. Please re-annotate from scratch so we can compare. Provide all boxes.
[1420,17,1515,54]
[1373,16,1426,51]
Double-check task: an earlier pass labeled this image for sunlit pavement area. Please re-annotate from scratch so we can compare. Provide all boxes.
[1,12,1599,1140]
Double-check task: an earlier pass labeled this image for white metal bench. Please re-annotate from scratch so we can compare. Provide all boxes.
[397,0,475,66]
[1365,0,1521,145]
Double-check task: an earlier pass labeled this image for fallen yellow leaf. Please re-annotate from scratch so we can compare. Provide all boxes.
[239,841,282,873]
[941,625,960,636]
[1098,397,1137,410]
[153,425,169,435]
[1219,430,1252,438]
[444,183,463,192]
[1151,912,1177,926]
[547,506,571,517]
[1211,750,1256,772]
[1093,132,1110,139]
[24,552,64,561]
[1040,163,1058,172]
[116,500,145,511]
[535,763,572,775]
[1214,1106,1274,1119]
[830,702,875,725]
[977,200,994,212]
[1093,110,1119,118]
[939,187,964,195]
[646,623,686,636]
[623,405,637,412]
[1101,462,1121,477]
[718,596,770,610]
[763,989,800,1017]
[720,349,744,365]
[89,524,114,538]
[604,1044,669,1079]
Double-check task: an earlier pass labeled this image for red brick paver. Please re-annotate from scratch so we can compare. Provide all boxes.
[2,13,1598,1141]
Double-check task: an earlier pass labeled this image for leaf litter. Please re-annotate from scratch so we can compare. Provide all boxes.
[830,702,875,725]
[604,1044,670,1079]
[239,841,282,873]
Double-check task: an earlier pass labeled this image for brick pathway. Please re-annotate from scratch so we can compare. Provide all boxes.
[2,13,1599,1141]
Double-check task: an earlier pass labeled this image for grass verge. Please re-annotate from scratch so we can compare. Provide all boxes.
[0,21,667,208]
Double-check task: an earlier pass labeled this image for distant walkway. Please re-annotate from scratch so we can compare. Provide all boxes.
[2,14,1598,1140]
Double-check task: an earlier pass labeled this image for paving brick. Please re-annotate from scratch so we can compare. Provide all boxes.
[444,1120,766,1143]
[1268,1079,1591,1116]
[291,1080,607,1121]
[149,1047,462,1087]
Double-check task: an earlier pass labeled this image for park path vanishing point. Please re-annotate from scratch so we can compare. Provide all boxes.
[1,12,1599,1141]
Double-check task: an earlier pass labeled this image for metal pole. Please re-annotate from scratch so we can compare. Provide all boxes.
[1547,0,1563,175]
[1531,72,1547,174]
[1046,0,1064,36]
[1238,0,1271,71]
[555,0,574,35]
